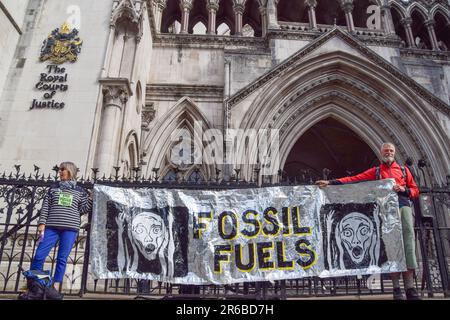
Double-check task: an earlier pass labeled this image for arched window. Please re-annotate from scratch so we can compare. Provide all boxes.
[283,118,377,181]
[277,0,308,24]
[109,17,139,78]
[352,0,378,29]
[163,169,177,182]
[390,6,408,47]
[216,0,235,35]
[243,0,262,37]
[193,21,207,34]
[188,0,208,34]
[315,1,346,27]
[187,169,204,183]
[411,10,431,50]
[217,22,231,35]
[161,0,182,33]
[168,20,181,34]
[434,11,450,51]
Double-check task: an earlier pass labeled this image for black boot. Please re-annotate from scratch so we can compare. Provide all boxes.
[405,288,421,300]
[393,287,405,300]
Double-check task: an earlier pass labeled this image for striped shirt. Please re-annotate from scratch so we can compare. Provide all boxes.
[38,182,92,231]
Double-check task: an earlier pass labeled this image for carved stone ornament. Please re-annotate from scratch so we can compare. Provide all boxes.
[39,22,83,64]
[142,103,156,128]
[102,86,129,106]
[100,78,132,107]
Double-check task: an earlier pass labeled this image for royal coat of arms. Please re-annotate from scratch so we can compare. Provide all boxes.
[40,22,83,64]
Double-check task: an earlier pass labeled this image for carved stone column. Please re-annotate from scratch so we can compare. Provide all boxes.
[101,25,116,78]
[401,17,415,48]
[180,0,193,34]
[95,79,132,176]
[340,0,355,32]
[153,0,168,33]
[207,0,220,35]
[258,1,267,37]
[380,4,395,35]
[233,0,246,36]
[305,0,317,30]
[266,0,279,29]
[425,19,439,51]
[224,57,231,99]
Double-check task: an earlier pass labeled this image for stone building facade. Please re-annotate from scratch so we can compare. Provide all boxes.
[0,0,450,186]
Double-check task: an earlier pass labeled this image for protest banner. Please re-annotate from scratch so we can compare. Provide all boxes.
[90,179,406,284]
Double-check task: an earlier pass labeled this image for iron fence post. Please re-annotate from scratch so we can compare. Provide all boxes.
[430,191,450,297]
[413,198,434,297]
[79,185,93,297]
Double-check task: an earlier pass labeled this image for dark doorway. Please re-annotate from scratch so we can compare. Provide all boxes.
[283,118,378,181]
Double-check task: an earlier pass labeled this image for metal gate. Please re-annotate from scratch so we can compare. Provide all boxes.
[1,165,449,299]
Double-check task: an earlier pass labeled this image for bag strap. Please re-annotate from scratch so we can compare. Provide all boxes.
[376,165,408,184]
[401,165,406,180]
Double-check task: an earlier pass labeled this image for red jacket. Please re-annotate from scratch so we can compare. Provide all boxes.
[336,161,419,199]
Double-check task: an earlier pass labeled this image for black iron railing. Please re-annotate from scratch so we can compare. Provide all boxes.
[1,164,449,299]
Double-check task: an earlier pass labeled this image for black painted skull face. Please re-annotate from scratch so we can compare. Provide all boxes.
[338,212,374,264]
[131,212,166,260]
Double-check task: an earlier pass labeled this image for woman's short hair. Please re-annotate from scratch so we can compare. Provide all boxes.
[59,161,78,180]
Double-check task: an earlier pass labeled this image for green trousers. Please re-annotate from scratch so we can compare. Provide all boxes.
[400,206,418,270]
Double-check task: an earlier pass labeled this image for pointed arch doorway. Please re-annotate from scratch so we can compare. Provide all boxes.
[283,118,378,181]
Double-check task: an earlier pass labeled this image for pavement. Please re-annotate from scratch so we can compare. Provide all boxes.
[1,292,449,300]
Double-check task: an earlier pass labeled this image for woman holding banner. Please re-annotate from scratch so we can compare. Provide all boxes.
[30,161,92,295]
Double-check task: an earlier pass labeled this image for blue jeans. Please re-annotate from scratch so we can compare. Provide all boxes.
[31,227,78,283]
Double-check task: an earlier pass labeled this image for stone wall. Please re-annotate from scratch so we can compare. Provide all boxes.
[0,0,29,100]
[0,0,112,176]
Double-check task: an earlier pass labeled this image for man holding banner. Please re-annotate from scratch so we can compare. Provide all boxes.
[91,145,410,296]
[315,142,421,300]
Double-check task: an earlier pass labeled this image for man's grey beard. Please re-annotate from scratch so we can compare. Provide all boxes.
[382,156,394,165]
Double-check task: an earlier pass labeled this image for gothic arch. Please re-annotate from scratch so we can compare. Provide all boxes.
[121,130,139,177]
[431,4,450,21]
[410,9,431,49]
[111,0,144,27]
[161,0,182,33]
[233,51,450,184]
[216,1,236,35]
[389,1,407,19]
[277,97,400,170]
[108,1,144,78]
[315,0,346,26]
[142,97,214,179]
[191,20,208,34]
[352,0,375,29]
[434,10,450,50]
[283,116,381,178]
[407,3,429,21]
[390,3,407,45]
[188,0,209,34]
[243,0,262,37]
[277,0,308,24]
